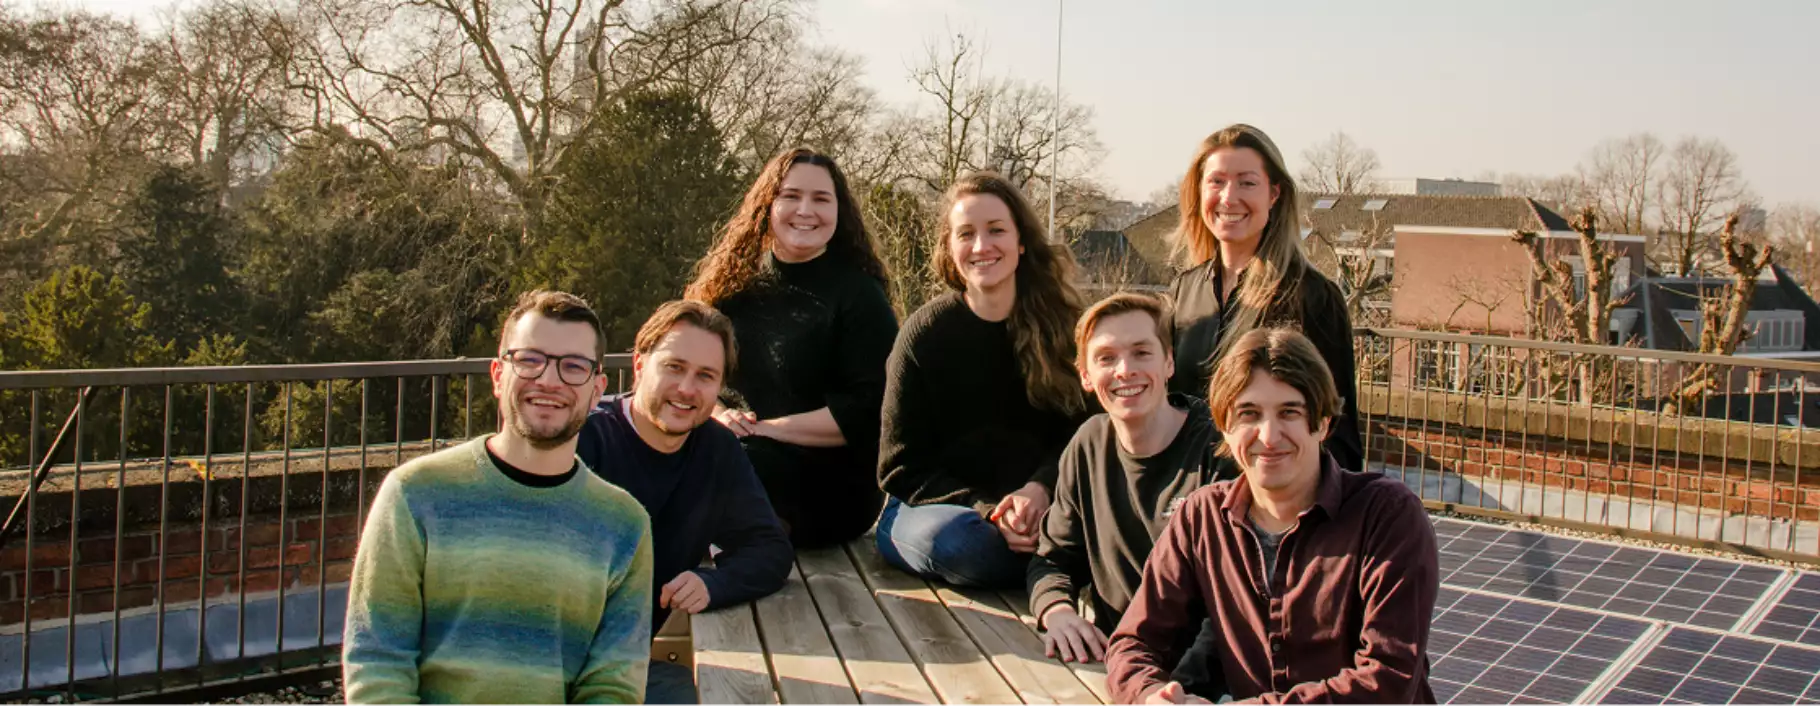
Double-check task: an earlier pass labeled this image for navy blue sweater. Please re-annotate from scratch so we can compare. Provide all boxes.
[576,394,793,629]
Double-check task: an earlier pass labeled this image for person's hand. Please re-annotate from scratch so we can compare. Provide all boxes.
[1143,681,1211,704]
[1039,604,1108,663]
[994,521,1040,553]
[713,405,758,437]
[659,571,712,614]
[989,481,1050,549]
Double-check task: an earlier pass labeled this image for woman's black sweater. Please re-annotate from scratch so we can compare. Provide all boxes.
[878,292,1086,515]
[714,252,898,504]
[1166,260,1364,473]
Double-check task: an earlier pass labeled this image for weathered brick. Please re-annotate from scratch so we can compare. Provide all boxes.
[28,569,61,594]
[162,529,203,555]
[323,537,358,562]
[28,596,69,623]
[294,514,361,542]
[1,542,72,572]
[241,570,283,595]
[72,564,127,592]
[220,523,285,551]
[140,554,204,582]
[77,586,155,616]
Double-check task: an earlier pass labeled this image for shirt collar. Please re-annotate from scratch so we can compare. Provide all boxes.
[1221,449,1344,526]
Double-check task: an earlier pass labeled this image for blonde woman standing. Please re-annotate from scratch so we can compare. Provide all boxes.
[1165,124,1363,473]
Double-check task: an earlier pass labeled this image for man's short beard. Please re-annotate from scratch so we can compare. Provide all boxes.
[504,406,587,449]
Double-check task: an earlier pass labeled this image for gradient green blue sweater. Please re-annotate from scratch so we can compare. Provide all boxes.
[342,435,655,704]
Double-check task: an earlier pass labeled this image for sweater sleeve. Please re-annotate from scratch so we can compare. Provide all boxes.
[1302,275,1364,473]
[1253,487,1439,704]
[824,279,898,447]
[697,444,793,610]
[1027,440,1092,626]
[878,331,987,511]
[571,519,657,704]
[1105,495,1209,703]
[342,477,426,704]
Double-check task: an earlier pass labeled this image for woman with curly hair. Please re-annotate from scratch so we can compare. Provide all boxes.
[684,147,896,549]
[876,172,1091,588]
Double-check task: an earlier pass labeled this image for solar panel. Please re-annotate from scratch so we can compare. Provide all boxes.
[1433,519,1781,629]
[1429,587,1650,704]
[1598,627,1820,704]
[1752,573,1820,647]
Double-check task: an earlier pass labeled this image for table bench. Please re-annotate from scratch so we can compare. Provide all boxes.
[683,538,1110,704]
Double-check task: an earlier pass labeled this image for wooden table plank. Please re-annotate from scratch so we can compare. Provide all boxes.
[694,602,779,705]
[935,586,1101,704]
[997,588,1110,705]
[754,562,861,704]
[845,540,1023,705]
[653,610,695,670]
[798,546,942,704]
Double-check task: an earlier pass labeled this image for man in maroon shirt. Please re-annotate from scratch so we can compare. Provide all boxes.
[1105,328,1438,704]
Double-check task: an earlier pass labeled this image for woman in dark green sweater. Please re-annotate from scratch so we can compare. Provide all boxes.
[685,148,896,549]
[876,172,1089,588]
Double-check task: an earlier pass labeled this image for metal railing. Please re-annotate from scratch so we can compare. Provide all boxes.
[1357,328,1820,563]
[0,356,633,702]
[6,330,1820,699]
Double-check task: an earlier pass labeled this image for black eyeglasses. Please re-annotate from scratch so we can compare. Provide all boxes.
[500,349,600,386]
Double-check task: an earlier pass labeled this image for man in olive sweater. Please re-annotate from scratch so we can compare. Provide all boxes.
[1027,293,1229,698]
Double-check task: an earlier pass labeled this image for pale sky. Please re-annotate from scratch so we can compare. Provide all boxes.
[31,0,1820,208]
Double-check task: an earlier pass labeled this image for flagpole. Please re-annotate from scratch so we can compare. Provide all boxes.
[1049,0,1063,241]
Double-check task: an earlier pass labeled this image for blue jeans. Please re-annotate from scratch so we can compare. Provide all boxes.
[875,497,1027,588]
[646,659,697,704]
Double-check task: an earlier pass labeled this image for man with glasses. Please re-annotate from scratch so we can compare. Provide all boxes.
[344,290,655,703]
[577,300,793,704]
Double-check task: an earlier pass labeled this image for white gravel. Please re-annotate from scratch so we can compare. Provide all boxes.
[209,679,342,704]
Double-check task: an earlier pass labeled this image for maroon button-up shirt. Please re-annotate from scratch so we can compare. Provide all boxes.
[1105,454,1439,704]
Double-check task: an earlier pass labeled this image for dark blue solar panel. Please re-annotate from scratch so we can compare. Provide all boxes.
[1603,627,1820,704]
[1752,573,1820,647]
[1432,519,1778,629]
[1429,587,1648,704]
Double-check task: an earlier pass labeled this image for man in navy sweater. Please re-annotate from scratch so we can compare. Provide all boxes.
[576,300,794,704]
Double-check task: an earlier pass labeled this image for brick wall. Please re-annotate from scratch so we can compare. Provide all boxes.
[1368,418,1820,522]
[0,463,381,628]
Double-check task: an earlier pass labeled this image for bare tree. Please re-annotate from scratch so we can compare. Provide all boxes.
[905,32,991,194]
[1513,207,1625,346]
[1498,172,1587,215]
[1578,133,1664,237]
[653,9,878,176]
[146,0,299,199]
[1443,271,1523,334]
[1770,203,1820,293]
[0,8,161,264]
[1144,175,1181,212]
[281,0,784,237]
[1306,218,1394,327]
[900,31,1106,235]
[1668,215,1773,410]
[1297,131,1381,195]
[1656,136,1749,276]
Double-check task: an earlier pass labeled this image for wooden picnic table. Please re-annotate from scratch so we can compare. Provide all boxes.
[683,537,1111,704]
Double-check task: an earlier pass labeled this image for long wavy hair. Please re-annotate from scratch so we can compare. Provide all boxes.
[1174,123,1315,358]
[936,172,1085,415]
[685,148,888,304]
